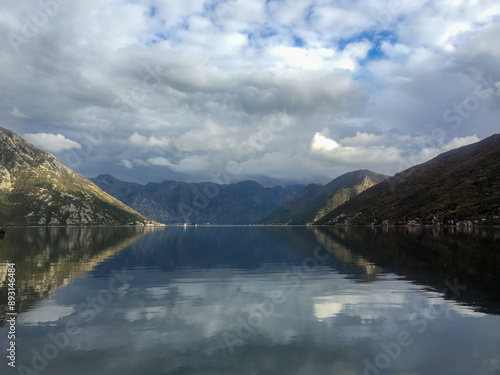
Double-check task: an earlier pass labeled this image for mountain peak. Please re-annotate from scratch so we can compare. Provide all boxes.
[94,174,121,184]
[257,170,389,224]
[91,175,304,224]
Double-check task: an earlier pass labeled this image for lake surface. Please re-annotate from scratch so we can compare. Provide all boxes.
[1,226,500,375]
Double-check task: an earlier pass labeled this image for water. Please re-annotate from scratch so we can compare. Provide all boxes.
[1,226,499,375]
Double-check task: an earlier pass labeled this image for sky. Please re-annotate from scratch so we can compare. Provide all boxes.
[1,0,500,186]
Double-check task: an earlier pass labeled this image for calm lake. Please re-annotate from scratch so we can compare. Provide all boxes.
[1,226,499,375]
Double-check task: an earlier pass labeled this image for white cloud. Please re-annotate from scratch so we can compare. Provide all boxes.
[438,22,471,51]
[129,132,170,149]
[173,120,236,152]
[311,132,402,166]
[310,5,372,40]
[311,132,340,152]
[9,107,30,119]
[268,41,371,71]
[413,135,481,164]
[442,135,482,151]
[19,301,75,325]
[313,297,343,320]
[147,156,173,167]
[336,41,372,70]
[147,155,209,173]
[24,133,81,153]
[340,132,385,146]
[120,159,133,169]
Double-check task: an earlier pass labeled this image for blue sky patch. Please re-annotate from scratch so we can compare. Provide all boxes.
[338,30,397,50]
[155,32,168,41]
[339,29,397,64]
[293,36,305,47]
[147,32,169,46]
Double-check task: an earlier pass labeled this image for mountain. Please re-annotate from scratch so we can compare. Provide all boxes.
[257,170,389,224]
[0,127,147,226]
[315,134,500,225]
[91,174,304,225]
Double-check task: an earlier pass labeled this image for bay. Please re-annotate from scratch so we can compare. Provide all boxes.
[0,226,499,375]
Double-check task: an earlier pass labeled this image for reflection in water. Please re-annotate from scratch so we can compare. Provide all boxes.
[0,226,499,375]
[313,227,382,280]
[313,226,500,313]
[0,227,152,324]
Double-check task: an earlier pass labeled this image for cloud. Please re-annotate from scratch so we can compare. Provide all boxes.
[9,107,30,119]
[147,156,173,168]
[173,120,237,152]
[132,158,149,167]
[0,0,499,184]
[129,132,170,149]
[412,135,481,164]
[23,133,81,153]
[441,135,482,152]
[309,132,482,176]
[147,155,209,173]
[340,132,385,146]
[19,301,75,325]
[120,159,133,169]
[29,252,490,374]
[311,131,402,165]
[311,132,340,152]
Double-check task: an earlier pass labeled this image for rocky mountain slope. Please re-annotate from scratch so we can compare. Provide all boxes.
[257,170,389,224]
[91,174,304,224]
[316,134,500,225]
[0,127,147,225]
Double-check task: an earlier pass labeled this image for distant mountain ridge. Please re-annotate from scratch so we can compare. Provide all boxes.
[257,170,389,224]
[0,127,147,226]
[315,134,500,225]
[91,174,304,224]
[5,124,496,227]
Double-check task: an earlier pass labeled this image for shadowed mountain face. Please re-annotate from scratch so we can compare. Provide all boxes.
[316,134,500,225]
[257,170,389,224]
[0,127,146,226]
[91,174,304,224]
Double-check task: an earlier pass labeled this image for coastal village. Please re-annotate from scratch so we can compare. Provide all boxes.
[327,213,500,227]
[128,220,166,227]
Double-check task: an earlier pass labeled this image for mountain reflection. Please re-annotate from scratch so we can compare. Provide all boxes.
[1,225,499,327]
[0,227,152,324]
[312,226,500,314]
[2,226,500,375]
